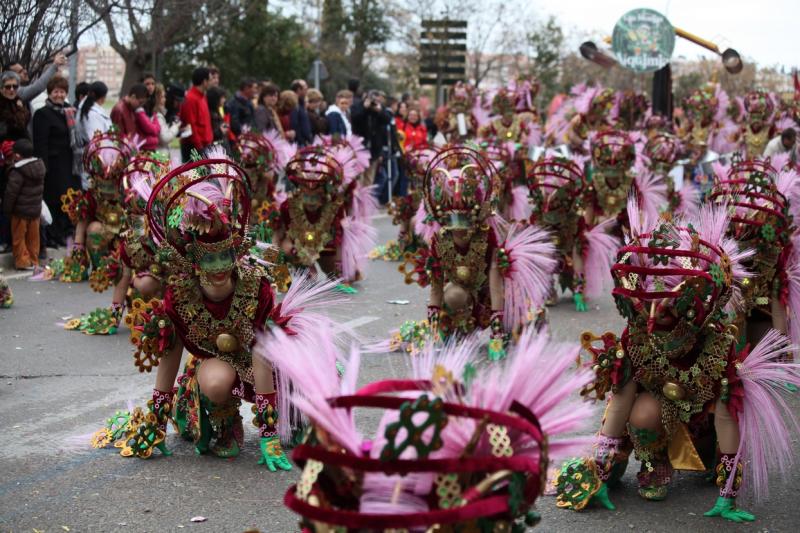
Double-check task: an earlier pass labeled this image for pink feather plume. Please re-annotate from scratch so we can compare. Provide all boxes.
[729,329,800,500]
[583,218,620,299]
[340,215,377,282]
[501,223,558,330]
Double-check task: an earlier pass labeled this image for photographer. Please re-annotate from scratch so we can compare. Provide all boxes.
[361,91,400,204]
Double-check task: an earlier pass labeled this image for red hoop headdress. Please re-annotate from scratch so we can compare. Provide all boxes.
[423,146,499,230]
[526,156,583,223]
[146,158,252,266]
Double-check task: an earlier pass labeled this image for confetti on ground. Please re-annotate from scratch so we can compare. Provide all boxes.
[190,516,207,523]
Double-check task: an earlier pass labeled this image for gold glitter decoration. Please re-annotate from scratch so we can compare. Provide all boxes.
[487,424,513,457]
[297,460,324,501]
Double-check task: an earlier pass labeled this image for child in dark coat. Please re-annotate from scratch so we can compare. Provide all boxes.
[3,139,45,269]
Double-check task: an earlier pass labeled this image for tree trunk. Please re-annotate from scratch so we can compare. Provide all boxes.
[119,54,150,97]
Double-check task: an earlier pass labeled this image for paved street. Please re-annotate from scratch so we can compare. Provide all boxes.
[0,214,793,532]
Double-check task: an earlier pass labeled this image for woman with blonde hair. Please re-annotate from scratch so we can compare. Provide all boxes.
[277,90,298,142]
[148,83,182,152]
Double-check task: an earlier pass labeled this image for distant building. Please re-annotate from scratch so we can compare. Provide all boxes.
[76,46,126,96]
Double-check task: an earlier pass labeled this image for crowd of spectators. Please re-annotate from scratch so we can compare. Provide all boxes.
[0,55,436,269]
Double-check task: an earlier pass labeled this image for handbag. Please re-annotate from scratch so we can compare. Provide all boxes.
[40,200,52,226]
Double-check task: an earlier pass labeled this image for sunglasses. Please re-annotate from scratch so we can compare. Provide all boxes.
[3,84,18,90]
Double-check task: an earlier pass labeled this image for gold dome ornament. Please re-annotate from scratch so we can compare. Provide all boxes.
[662,381,686,401]
[455,266,472,283]
[305,231,316,242]
[106,211,119,225]
[216,333,240,353]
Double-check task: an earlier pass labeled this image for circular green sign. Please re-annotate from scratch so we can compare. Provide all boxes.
[612,8,675,72]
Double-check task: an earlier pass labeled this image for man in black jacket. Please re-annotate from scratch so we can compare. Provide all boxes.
[290,79,313,146]
[225,78,257,138]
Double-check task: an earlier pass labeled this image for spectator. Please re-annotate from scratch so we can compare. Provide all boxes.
[32,75,80,247]
[764,128,798,162]
[77,81,111,145]
[0,71,31,146]
[74,81,90,107]
[134,92,160,152]
[71,81,90,177]
[3,139,45,269]
[206,86,231,150]
[77,81,111,189]
[6,53,67,105]
[278,90,298,142]
[306,88,328,137]
[141,73,156,97]
[289,79,312,146]
[179,67,213,161]
[326,90,353,139]
[164,83,185,125]
[141,73,157,116]
[226,78,257,138]
[254,83,283,135]
[394,100,409,132]
[208,66,221,88]
[110,83,148,136]
[402,107,428,151]
[348,79,365,137]
[149,83,181,152]
[351,89,392,188]
[0,71,32,249]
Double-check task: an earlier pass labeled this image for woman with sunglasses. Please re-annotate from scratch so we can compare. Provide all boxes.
[0,71,32,251]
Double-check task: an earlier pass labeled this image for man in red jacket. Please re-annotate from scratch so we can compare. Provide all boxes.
[111,84,148,136]
[179,67,213,161]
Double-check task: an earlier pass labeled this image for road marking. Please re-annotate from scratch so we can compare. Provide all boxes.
[371,213,390,220]
[1,271,33,280]
[341,315,380,329]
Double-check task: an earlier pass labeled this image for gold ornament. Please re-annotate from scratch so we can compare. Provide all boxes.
[216,333,240,353]
[662,381,686,401]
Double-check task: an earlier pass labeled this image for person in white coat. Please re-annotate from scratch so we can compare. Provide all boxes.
[76,81,111,189]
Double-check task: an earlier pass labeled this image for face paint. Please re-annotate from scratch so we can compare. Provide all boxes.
[197,248,236,287]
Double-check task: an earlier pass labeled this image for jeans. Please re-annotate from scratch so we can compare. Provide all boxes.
[373,156,401,205]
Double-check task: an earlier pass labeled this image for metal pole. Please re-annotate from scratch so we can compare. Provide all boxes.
[313,60,320,90]
[68,52,78,105]
[386,122,393,206]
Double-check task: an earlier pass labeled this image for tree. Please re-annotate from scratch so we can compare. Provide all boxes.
[162,3,315,90]
[1,0,109,76]
[86,0,231,93]
[526,16,564,109]
[317,0,392,96]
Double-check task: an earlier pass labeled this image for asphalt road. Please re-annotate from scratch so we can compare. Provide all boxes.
[0,214,793,532]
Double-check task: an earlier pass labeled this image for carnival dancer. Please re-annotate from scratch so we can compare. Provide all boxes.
[433,82,479,145]
[526,154,618,311]
[398,146,556,358]
[643,132,701,219]
[92,156,344,471]
[234,128,295,216]
[737,89,776,159]
[60,130,137,285]
[259,321,597,531]
[64,154,171,336]
[272,147,375,292]
[556,203,800,522]
[708,157,800,350]
[371,145,439,261]
[611,90,649,132]
[545,84,616,154]
[584,129,666,241]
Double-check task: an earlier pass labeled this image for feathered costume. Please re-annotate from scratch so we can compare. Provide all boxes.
[257,323,597,532]
[556,202,800,522]
[397,146,556,359]
[92,155,346,471]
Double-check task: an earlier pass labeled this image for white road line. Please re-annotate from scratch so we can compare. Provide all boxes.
[341,315,380,329]
[1,271,33,280]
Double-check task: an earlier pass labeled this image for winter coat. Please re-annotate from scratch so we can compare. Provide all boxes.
[402,121,428,151]
[32,101,80,217]
[3,158,45,218]
[179,86,213,151]
[225,92,255,137]
[0,95,31,144]
[326,105,351,137]
[134,107,161,151]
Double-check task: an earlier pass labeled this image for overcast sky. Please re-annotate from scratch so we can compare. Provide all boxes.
[535,0,798,69]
